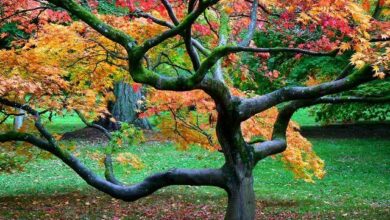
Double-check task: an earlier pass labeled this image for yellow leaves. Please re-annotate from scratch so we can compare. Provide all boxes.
[373,65,386,79]
[241,107,326,182]
[373,71,386,79]
[297,12,312,25]
[350,52,366,69]
[339,42,351,52]
[116,153,144,170]
[305,75,321,86]
[347,2,371,26]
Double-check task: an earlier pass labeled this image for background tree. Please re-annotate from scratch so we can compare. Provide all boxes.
[0,0,389,219]
[0,0,151,131]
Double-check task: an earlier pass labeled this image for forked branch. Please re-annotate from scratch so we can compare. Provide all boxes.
[0,98,227,201]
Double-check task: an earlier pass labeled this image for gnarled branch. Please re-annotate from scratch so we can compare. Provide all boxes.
[239,65,376,121]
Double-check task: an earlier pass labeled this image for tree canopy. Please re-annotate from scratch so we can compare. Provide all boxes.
[0,0,389,219]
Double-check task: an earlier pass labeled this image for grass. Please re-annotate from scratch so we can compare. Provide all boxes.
[291,108,319,126]
[0,110,389,219]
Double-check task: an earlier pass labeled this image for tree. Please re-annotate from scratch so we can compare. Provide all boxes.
[0,1,150,131]
[0,0,389,219]
[98,81,151,130]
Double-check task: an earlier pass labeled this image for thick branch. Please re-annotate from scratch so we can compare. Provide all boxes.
[0,130,227,200]
[252,100,306,161]
[253,140,286,161]
[239,65,375,121]
[253,93,390,161]
[0,131,52,151]
[0,98,227,201]
[191,46,338,88]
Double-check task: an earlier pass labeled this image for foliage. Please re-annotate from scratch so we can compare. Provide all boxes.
[313,79,390,123]
[143,89,325,182]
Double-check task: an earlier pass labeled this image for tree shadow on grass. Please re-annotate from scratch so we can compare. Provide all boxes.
[300,123,390,139]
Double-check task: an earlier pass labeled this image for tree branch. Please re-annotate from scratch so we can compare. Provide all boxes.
[0,130,227,200]
[0,98,227,201]
[252,93,390,161]
[238,65,376,121]
[0,7,48,23]
[184,0,201,70]
[238,0,258,47]
[136,0,219,56]
[47,0,135,49]
[161,0,180,25]
[131,10,210,56]
[74,109,123,185]
[253,140,286,161]
[373,0,384,19]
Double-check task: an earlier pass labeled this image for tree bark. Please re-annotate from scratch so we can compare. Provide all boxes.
[97,81,151,130]
[215,105,256,220]
[13,108,25,130]
[225,174,256,220]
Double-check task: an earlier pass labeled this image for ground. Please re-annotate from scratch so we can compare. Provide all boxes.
[0,109,389,219]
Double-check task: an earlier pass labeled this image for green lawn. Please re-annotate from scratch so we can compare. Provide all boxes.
[0,110,389,219]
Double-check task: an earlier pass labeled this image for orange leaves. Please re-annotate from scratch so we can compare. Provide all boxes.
[144,89,325,181]
[116,153,144,170]
[241,108,325,182]
[339,42,351,52]
[0,20,132,117]
[362,0,371,12]
[143,89,219,151]
[144,89,216,117]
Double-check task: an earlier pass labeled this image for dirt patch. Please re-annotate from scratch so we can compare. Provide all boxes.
[62,123,390,143]
[1,190,386,219]
[300,123,390,139]
[61,127,163,144]
[61,127,109,143]
[0,191,322,220]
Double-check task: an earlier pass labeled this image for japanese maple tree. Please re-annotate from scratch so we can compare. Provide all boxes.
[0,0,389,219]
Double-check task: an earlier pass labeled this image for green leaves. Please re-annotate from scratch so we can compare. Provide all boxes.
[110,123,144,149]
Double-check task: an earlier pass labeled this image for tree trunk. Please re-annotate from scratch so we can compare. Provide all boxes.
[215,107,256,220]
[225,174,256,220]
[97,81,151,130]
[13,108,25,130]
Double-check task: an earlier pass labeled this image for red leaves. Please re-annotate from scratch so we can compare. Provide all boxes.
[116,0,136,12]
[1,0,72,34]
[132,83,142,93]
[193,24,211,36]
[46,10,72,23]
